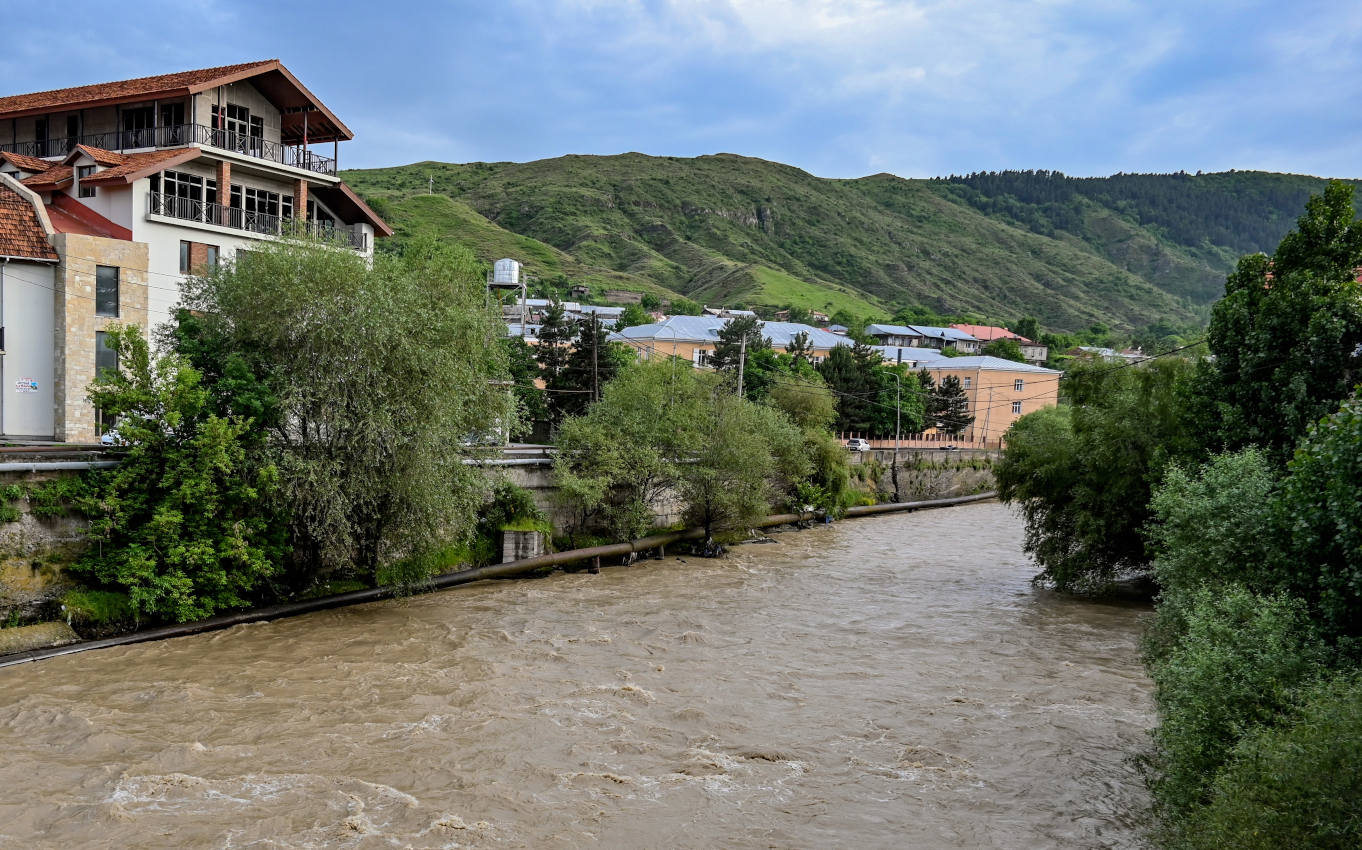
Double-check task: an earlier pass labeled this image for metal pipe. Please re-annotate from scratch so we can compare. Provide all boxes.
[0,461,120,473]
[0,493,997,669]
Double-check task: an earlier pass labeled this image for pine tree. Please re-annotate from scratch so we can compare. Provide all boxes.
[709,315,771,373]
[931,374,974,437]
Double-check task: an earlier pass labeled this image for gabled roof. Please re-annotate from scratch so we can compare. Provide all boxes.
[0,175,58,261]
[950,323,1035,344]
[311,182,393,237]
[64,144,126,167]
[0,151,57,174]
[21,165,72,191]
[80,148,200,187]
[618,315,852,349]
[914,355,1060,374]
[0,60,353,144]
[866,323,978,342]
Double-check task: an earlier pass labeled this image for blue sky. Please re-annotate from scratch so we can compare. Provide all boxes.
[3,0,1360,179]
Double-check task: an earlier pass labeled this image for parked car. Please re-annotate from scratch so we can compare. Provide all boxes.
[845,438,871,452]
[100,428,125,447]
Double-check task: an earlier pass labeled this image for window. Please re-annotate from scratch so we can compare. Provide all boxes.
[95,331,118,434]
[77,164,96,198]
[180,241,220,273]
[1014,379,1024,391]
[95,266,119,317]
[1011,401,1023,415]
[962,376,971,389]
[95,331,118,380]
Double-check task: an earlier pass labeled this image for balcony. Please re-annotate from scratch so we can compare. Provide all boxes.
[1,124,337,176]
[148,192,368,251]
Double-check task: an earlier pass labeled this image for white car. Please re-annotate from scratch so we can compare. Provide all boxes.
[846,438,871,452]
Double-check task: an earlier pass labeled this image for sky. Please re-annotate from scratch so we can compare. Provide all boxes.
[2,0,1360,179]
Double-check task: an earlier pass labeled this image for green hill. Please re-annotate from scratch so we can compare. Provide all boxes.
[344,155,1356,331]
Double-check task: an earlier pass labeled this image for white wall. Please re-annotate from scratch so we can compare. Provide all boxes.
[1,261,56,437]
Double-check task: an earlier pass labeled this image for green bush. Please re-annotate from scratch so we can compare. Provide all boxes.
[1178,671,1362,850]
[1146,585,1326,825]
[27,476,93,520]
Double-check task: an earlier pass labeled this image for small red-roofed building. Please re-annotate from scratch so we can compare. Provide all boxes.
[949,324,1049,365]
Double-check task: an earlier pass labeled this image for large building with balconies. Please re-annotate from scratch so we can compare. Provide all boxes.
[0,60,390,442]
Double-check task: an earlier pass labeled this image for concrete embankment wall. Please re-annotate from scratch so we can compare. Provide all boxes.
[0,492,998,668]
[0,448,998,631]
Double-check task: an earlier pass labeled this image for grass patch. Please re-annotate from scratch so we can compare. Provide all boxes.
[60,588,137,636]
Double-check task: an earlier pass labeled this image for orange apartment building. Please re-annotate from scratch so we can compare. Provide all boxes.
[915,355,1061,442]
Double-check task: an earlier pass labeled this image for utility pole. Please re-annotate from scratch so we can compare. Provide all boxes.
[592,315,600,403]
[892,373,901,502]
[736,333,747,397]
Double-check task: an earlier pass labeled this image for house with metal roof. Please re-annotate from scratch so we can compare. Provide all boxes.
[616,315,851,367]
[865,323,981,353]
[912,356,1061,442]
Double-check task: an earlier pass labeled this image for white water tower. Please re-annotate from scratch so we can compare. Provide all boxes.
[493,258,521,286]
[487,258,528,336]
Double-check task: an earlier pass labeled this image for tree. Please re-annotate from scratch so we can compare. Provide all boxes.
[785,331,815,365]
[178,236,508,585]
[1270,392,1362,646]
[504,337,547,441]
[1012,316,1041,342]
[554,358,705,541]
[669,297,702,316]
[995,358,1197,592]
[868,365,926,437]
[615,302,650,330]
[551,315,629,420]
[929,374,973,436]
[679,390,807,541]
[77,325,283,621]
[640,293,662,312]
[709,315,771,374]
[1196,181,1362,461]
[817,343,879,432]
[536,301,573,382]
[783,304,812,324]
[981,338,1026,362]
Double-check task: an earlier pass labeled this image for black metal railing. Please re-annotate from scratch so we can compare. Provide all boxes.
[1,123,337,176]
[148,193,367,251]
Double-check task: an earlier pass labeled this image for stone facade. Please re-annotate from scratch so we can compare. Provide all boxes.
[52,233,149,443]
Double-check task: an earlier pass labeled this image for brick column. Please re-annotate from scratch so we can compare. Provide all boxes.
[294,177,309,233]
[215,160,231,225]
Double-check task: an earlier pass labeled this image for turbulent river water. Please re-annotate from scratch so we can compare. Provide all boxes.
[0,502,1155,849]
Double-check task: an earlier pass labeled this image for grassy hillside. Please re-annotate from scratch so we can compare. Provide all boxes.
[345,155,1354,331]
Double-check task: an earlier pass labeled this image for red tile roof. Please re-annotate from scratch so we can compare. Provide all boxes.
[950,323,1035,345]
[0,179,58,260]
[0,61,275,117]
[80,147,199,186]
[67,144,127,167]
[46,193,131,240]
[0,151,58,174]
[0,60,353,143]
[21,165,72,191]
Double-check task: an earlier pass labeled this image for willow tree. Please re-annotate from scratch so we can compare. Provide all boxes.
[175,235,510,585]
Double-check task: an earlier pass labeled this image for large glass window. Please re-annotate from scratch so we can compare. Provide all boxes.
[95,266,119,317]
[95,331,118,379]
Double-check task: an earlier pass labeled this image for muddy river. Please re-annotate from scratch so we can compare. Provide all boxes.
[0,501,1154,848]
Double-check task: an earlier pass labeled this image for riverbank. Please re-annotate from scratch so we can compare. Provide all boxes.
[0,493,996,669]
